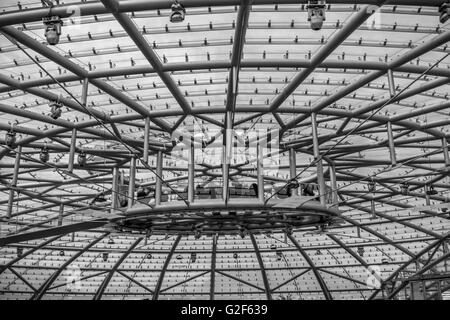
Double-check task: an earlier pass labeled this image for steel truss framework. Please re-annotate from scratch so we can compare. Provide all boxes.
[0,0,449,300]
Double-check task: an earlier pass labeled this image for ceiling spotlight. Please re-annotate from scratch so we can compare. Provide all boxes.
[439,1,450,24]
[77,152,86,166]
[59,250,65,256]
[400,181,409,196]
[39,147,49,163]
[368,179,376,193]
[5,130,16,147]
[233,252,238,259]
[49,101,62,119]
[43,16,63,45]
[190,252,197,263]
[426,185,438,196]
[357,246,365,257]
[170,1,186,23]
[102,252,109,262]
[306,1,326,31]
[16,247,23,258]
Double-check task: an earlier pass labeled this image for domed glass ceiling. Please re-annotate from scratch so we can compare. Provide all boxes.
[0,0,449,300]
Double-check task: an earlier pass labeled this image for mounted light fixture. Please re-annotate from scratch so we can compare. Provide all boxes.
[5,128,16,147]
[357,246,364,257]
[77,152,86,166]
[306,1,327,31]
[400,181,409,196]
[368,179,376,193]
[102,252,109,262]
[439,1,450,24]
[426,185,438,196]
[170,1,186,23]
[39,147,49,163]
[43,16,63,45]
[49,100,62,119]
[190,252,197,263]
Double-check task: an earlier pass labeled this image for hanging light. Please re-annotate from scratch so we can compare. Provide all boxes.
[400,181,409,196]
[43,16,63,45]
[77,152,86,166]
[440,2,450,24]
[39,147,49,163]
[49,101,62,119]
[357,246,364,257]
[306,1,327,31]
[426,185,438,196]
[368,179,376,193]
[5,130,16,147]
[276,250,283,261]
[170,1,186,23]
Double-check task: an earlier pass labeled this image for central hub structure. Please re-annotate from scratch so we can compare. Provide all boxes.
[112,198,340,236]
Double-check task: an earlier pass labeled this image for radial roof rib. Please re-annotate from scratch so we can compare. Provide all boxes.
[100,0,193,123]
[31,233,109,300]
[284,29,450,130]
[0,26,172,133]
[268,2,385,114]
[226,0,251,115]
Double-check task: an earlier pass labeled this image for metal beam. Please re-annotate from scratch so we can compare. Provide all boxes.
[155,151,163,205]
[311,113,326,205]
[0,1,445,29]
[6,145,21,219]
[152,235,182,300]
[143,117,150,164]
[188,138,195,204]
[210,234,218,300]
[127,156,136,209]
[386,121,397,166]
[93,237,142,300]
[100,0,192,115]
[288,233,332,300]
[249,233,272,300]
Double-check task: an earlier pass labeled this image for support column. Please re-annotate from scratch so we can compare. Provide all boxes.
[443,137,449,167]
[127,156,136,209]
[81,78,89,106]
[387,69,396,98]
[289,148,298,196]
[223,111,232,204]
[256,143,265,203]
[210,234,218,300]
[425,185,431,206]
[58,203,64,226]
[6,146,21,219]
[68,128,77,172]
[111,167,119,213]
[188,138,195,203]
[387,121,397,166]
[143,117,150,164]
[311,113,326,205]
[155,151,163,205]
[329,162,338,207]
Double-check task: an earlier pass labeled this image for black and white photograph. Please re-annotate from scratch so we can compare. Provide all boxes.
[0,0,449,309]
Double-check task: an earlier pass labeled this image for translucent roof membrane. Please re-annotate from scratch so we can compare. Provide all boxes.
[0,0,449,300]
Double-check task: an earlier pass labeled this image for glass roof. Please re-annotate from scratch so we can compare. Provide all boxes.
[0,0,449,300]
